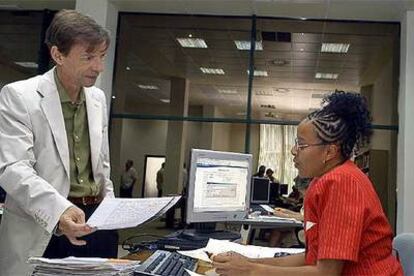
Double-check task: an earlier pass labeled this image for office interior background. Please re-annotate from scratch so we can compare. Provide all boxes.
[0,0,413,234]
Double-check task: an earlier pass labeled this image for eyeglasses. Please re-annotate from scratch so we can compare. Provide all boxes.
[294,138,328,151]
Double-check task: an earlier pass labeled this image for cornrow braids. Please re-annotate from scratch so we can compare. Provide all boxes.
[307,91,372,159]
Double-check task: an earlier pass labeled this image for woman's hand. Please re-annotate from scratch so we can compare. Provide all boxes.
[213,251,256,276]
[273,207,295,218]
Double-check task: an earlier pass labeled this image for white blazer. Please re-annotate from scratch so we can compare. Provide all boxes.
[0,68,115,276]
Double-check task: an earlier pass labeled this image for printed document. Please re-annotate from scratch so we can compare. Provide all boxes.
[87,196,180,230]
[179,238,304,261]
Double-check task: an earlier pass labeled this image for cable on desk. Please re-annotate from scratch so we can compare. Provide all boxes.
[122,234,166,253]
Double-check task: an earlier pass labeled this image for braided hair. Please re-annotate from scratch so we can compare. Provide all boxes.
[307,90,372,159]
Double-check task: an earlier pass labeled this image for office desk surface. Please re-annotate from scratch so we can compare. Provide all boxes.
[233,216,303,228]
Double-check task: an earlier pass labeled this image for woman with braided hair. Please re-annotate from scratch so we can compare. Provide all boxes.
[213,91,402,275]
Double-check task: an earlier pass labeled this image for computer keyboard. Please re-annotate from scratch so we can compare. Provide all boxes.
[134,250,198,276]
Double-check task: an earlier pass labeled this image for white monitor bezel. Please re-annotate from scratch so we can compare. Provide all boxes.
[186,149,252,224]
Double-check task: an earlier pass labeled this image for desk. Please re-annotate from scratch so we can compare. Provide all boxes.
[232,216,303,244]
[125,250,211,275]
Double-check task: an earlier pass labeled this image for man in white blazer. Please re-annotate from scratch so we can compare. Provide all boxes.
[0,10,117,276]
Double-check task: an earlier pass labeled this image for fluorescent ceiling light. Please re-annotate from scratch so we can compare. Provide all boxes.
[200,67,225,75]
[160,99,170,103]
[137,84,159,90]
[177,38,208,48]
[321,43,350,53]
[274,88,289,93]
[260,104,276,109]
[14,61,38,68]
[315,73,339,80]
[234,40,263,51]
[255,90,274,96]
[247,70,268,77]
[311,93,326,99]
[0,4,21,10]
[218,89,238,94]
[236,112,246,116]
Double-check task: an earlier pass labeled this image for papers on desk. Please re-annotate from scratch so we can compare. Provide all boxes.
[259,204,275,213]
[87,196,181,230]
[178,239,304,275]
[179,238,305,263]
[28,256,140,275]
[258,215,301,223]
[205,238,304,258]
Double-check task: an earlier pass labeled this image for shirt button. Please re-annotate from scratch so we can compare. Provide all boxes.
[79,179,84,183]
[74,135,79,141]
[76,157,80,161]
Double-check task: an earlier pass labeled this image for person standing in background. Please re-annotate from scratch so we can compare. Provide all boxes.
[120,160,137,198]
[253,165,266,177]
[265,168,276,183]
[0,10,117,276]
[156,162,165,197]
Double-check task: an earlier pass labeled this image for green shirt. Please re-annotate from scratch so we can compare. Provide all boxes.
[54,70,100,197]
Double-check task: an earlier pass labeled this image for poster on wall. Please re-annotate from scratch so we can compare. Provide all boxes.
[142,155,165,197]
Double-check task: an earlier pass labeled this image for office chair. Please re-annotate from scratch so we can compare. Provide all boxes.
[393,233,414,275]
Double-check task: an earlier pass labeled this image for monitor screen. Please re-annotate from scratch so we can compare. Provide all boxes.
[279,184,289,195]
[251,177,270,204]
[186,149,252,223]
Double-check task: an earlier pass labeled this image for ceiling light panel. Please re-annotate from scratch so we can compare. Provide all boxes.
[160,99,170,103]
[247,70,268,77]
[177,38,208,48]
[315,73,339,80]
[311,93,326,99]
[321,43,350,53]
[255,90,274,96]
[218,89,238,94]
[137,84,159,90]
[200,67,225,75]
[234,40,263,51]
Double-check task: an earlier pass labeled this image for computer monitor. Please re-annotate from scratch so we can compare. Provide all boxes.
[186,149,252,224]
[269,182,280,204]
[250,177,270,204]
[279,184,289,195]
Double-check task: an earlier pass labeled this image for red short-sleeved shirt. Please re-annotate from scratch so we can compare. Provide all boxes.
[304,160,403,275]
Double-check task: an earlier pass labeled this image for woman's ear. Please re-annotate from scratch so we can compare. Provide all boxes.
[325,144,341,162]
[50,46,64,65]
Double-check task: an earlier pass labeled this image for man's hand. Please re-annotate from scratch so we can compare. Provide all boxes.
[58,206,94,246]
[213,251,255,276]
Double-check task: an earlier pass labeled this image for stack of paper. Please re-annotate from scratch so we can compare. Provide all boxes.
[29,257,141,276]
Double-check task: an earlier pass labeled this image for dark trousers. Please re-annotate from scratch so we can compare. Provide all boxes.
[120,186,133,198]
[157,189,163,197]
[43,203,118,258]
